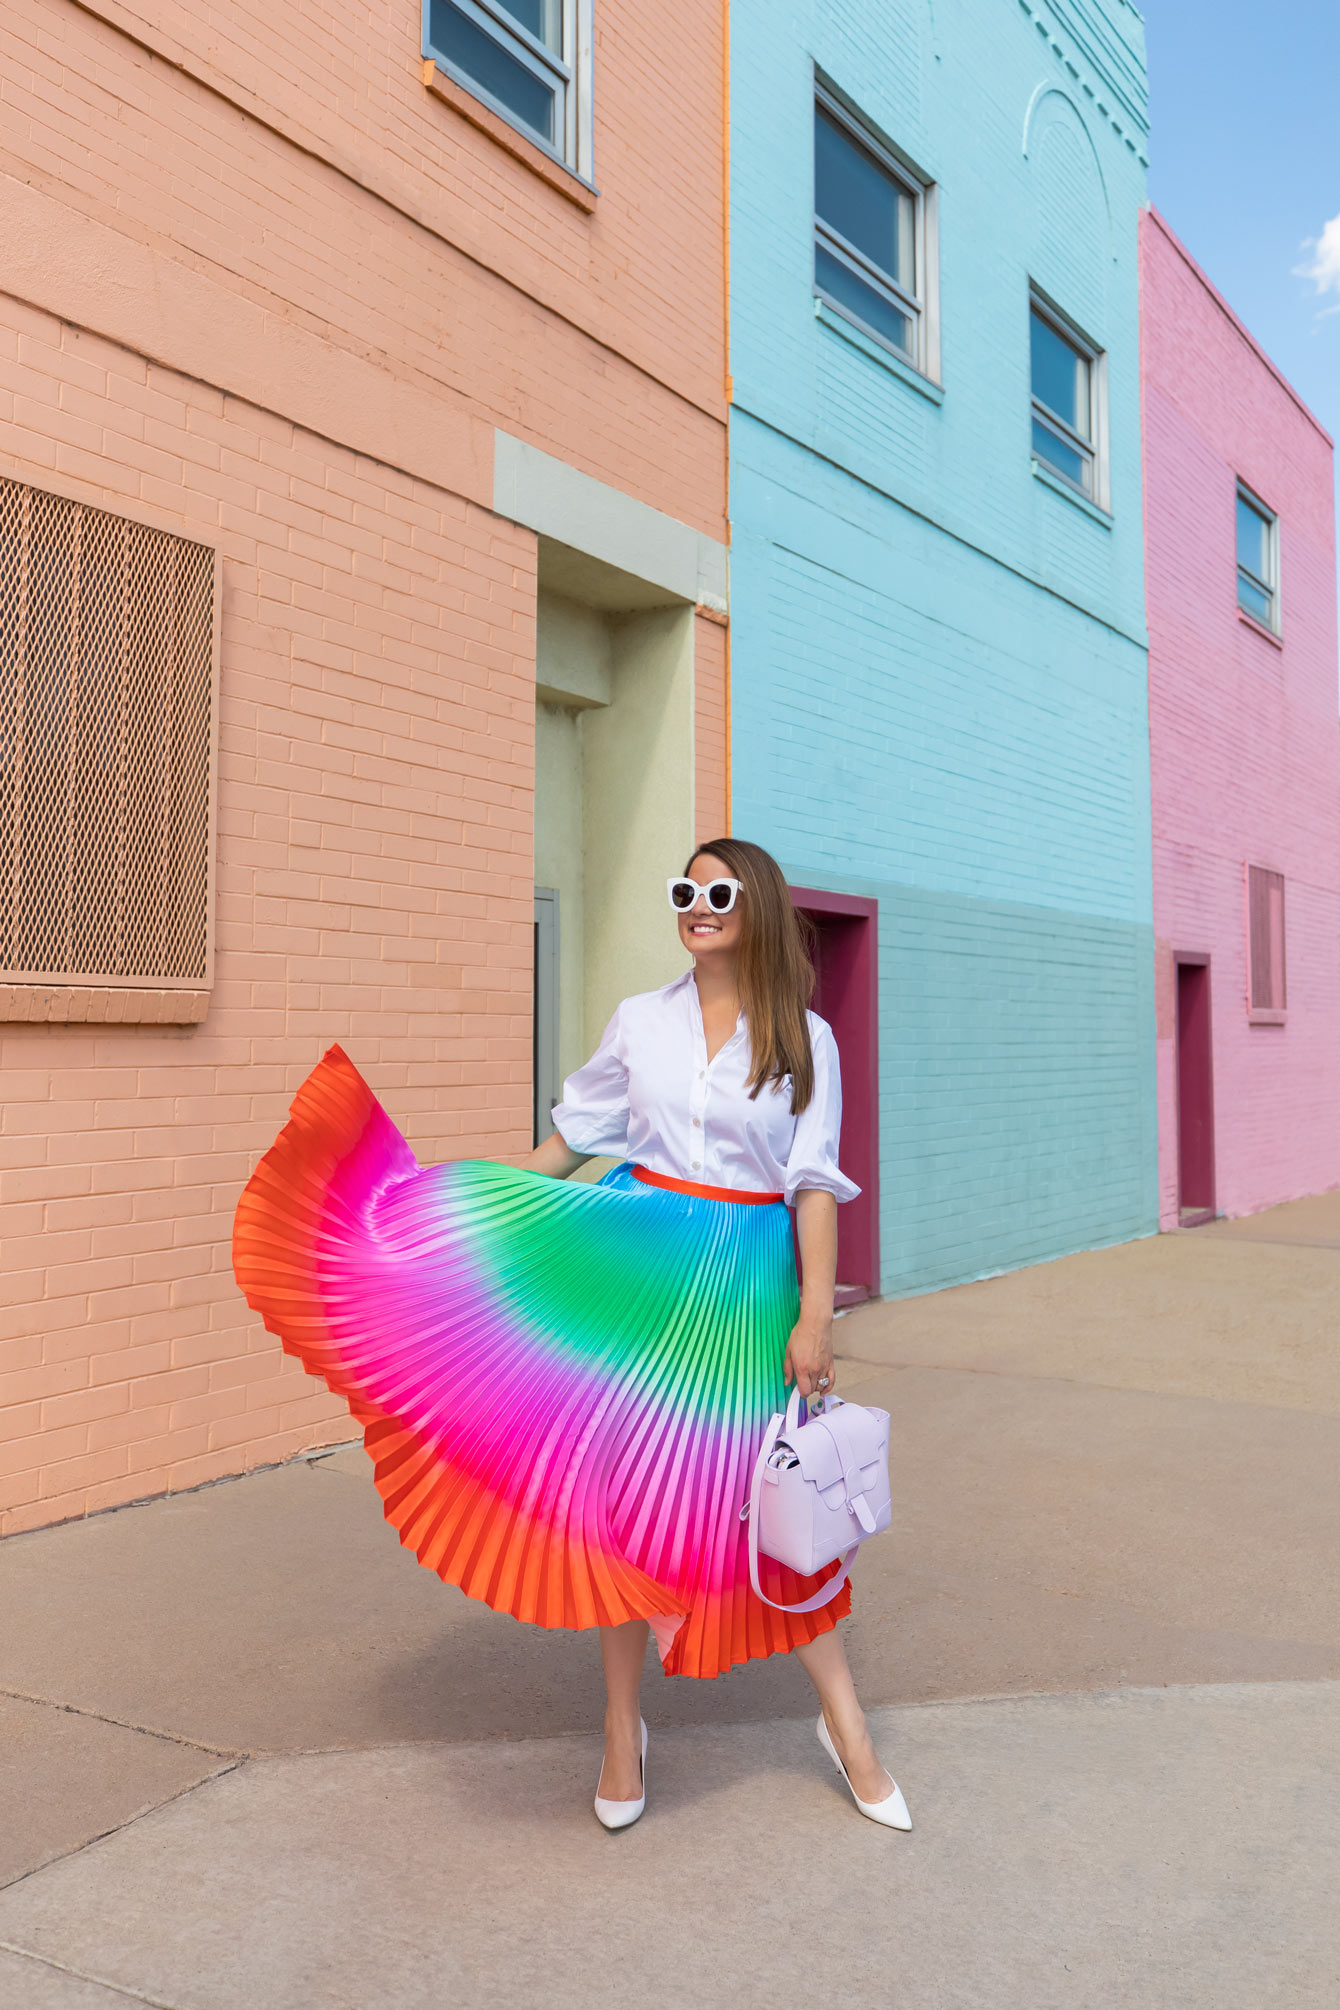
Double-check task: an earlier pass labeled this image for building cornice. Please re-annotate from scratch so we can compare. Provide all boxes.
[1015,0,1149,164]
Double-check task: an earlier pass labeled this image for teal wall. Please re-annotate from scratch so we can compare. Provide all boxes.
[729,0,1158,1294]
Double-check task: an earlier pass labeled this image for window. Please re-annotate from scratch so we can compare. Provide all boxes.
[0,478,215,991]
[425,0,589,173]
[1247,865,1286,1022]
[814,90,932,374]
[1030,295,1105,505]
[1236,484,1279,632]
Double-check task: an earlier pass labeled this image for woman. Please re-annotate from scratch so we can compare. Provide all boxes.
[233,837,909,1832]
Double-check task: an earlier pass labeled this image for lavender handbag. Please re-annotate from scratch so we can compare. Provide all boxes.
[742,1387,892,1612]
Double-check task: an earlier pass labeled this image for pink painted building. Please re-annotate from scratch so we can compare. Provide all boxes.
[1142,208,1340,1227]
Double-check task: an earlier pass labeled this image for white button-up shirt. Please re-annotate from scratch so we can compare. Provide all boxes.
[551,970,859,1205]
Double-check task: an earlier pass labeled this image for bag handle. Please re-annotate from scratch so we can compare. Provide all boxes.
[744,1400,859,1615]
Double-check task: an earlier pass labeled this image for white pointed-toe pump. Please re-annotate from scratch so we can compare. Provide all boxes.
[817,1712,912,1831]
[594,1717,648,1831]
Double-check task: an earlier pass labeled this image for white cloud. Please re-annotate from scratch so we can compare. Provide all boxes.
[1296,213,1340,312]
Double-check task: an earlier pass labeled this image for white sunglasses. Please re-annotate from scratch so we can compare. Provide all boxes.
[668,875,743,915]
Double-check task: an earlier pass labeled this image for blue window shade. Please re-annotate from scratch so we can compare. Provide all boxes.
[1236,492,1268,579]
[427,0,556,144]
[1032,416,1090,494]
[1235,490,1276,626]
[1237,570,1272,625]
[815,107,914,294]
[1030,311,1090,440]
[815,246,912,357]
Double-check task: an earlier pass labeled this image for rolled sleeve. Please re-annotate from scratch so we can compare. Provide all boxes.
[550,1005,631,1158]
[783,1020,861,1206]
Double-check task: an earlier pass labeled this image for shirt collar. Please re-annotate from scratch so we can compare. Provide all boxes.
[678,967,746,1045]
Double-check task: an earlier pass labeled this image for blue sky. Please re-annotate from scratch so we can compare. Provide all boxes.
[1144,0,1340,450]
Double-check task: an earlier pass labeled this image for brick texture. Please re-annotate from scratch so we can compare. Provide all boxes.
[0,0,726,536]
[0,0,727,1531]
[1142,209,1340,1226]
[727,0,1158,1296]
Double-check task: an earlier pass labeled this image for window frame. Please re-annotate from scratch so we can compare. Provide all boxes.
[1235,481,1280,636]
[812,81,939,384]
[422,0,594,181]
[1028,288,1109,513]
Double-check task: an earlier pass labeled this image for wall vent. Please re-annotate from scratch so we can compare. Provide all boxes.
[0,478,215,989]
[1247,864,1286,1019]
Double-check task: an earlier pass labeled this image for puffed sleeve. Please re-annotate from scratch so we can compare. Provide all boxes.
[784,1018,861,1206]
[550,1004,631,1158]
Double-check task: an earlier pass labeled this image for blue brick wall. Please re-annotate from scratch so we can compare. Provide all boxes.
[729,0,1158,1293]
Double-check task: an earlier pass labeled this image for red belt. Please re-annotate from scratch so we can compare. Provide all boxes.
[632,1164,784,1205]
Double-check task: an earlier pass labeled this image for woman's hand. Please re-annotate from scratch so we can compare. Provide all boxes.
[783,1308,836,1398]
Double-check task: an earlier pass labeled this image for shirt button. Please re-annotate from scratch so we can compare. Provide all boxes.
[692,1117,701,1127]
[691,1160,701,1171]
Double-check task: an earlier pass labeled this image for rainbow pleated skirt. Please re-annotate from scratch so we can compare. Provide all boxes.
[232,1047,850,1679]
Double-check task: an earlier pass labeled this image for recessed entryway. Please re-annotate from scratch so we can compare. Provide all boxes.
[531,549,696,1153]
[790,887,879,1300]
[1175,954,1216,1227]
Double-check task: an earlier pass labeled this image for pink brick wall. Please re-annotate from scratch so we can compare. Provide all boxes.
[0,0,727,1531]
[1141,209,1340,1228]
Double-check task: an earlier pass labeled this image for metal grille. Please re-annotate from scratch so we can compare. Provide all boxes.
[1247,864,1286,1013]
[0,478,214,987]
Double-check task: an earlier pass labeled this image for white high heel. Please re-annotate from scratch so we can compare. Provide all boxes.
[594,1717,648,1831]
[817,1712,912,1831]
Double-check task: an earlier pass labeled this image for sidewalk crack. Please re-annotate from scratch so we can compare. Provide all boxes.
[0,1760,242,1895]
[0,1686,243,1759]
[0,1940,185,2008]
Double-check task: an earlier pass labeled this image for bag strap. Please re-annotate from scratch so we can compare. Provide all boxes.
[745,1407,859,1615]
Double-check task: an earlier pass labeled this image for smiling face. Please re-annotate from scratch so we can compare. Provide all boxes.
[676,851,745,966]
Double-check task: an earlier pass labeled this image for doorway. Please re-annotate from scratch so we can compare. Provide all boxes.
[533,888,560,1146]
[790,887,879,1301]
[1175,955,1215,1226]
[532,582,694,1114]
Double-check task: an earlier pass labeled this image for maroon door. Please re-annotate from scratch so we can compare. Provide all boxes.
[1175,957,1216,1226]
[790,888,879,1301]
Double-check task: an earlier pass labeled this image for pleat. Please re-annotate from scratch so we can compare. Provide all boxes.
[233,1046,850,1680]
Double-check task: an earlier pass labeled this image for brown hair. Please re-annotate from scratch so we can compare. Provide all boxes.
[685,837,816,1113]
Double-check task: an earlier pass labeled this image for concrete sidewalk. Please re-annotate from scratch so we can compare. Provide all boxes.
[4,1192,1340,2007]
